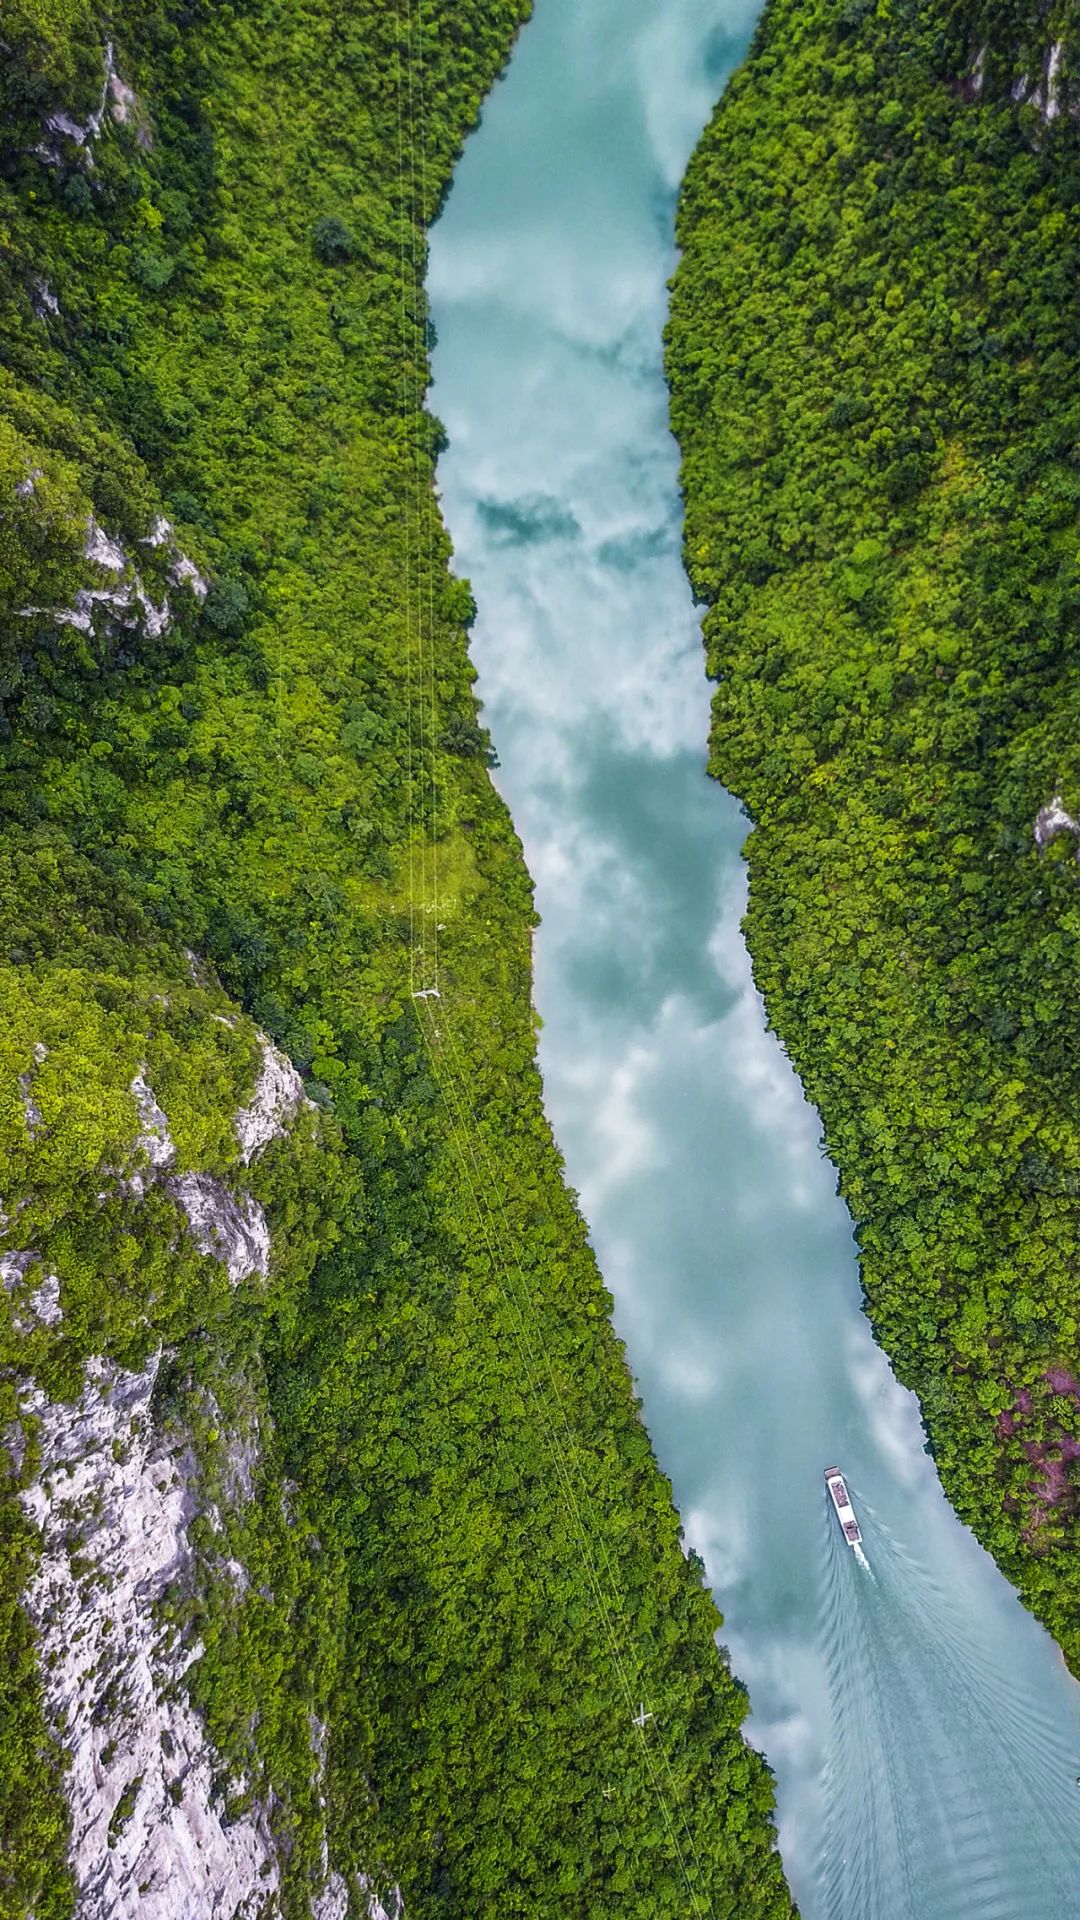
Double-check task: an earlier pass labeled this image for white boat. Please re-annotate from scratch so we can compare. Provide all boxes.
[825,1466,862,1547]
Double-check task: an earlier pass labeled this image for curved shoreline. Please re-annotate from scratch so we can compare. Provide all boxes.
[431,0,1080,1910]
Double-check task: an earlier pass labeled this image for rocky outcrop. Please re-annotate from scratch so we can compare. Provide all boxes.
[1034,792,1080,854]
[234,1038,312,1165]
[129,1063,274,1281]
[17,1345,400,1919]
[143,516,209,599]
[38,42,149,170]
[19,1353,282,1920]
[17,513,167,638]
[2,1251,63,1333]
[957,29,1075,126]
[19,1041,47,1137]
[129,1071,174,1172]
[1012,39,1070,121]
[170,1171,271,1283]
[1,1000,377,1914]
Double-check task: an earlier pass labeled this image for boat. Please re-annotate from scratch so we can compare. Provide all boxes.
[824,1466,862,1547]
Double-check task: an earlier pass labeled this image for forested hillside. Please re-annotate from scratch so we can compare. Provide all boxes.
[0,4,793,1917]
[668,0,1080,1661]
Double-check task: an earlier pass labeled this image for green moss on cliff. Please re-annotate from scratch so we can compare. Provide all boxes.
[1,4,793,1916]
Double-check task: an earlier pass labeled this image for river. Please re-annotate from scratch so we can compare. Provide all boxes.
[427,2,1080,1912]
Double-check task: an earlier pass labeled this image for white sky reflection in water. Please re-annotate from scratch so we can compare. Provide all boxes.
[430,0,1080,1911]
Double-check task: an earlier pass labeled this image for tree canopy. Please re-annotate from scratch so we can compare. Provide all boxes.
[669,0,1080,1669]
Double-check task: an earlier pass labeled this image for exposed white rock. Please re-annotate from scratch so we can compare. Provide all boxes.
[131,1072,176,1169]
[235,1039,310,1164]
[141,516,208,597]
[1,1250,35,1289]
[1034,794,1080,850]
[172,1172,271,1283]
[86,518,172,628]
[32,275,61,319]
[54,599,95,631]
[17,511,172,639]
[86,516,127,573]
[107,52,137,126]
[16,467,44,499]
[28,1269,63,1328]
[362,1881,405,1920]
[1045,41,1063,120]
[1012,41,1070,122]
[313,1874,350,1920]
[142,517,209,597]
[19,1044,46,1136]
[170,553,208,599]
[5,1416,27,1477]
[137,588,171,637]
[314,1872,404,1920]
[45,106,96,147]
[19,1074,43,1133]
[218,1553,251,1595]
[307,1716,347,1920]
[16,598,91,632]
[42,41,137,164]
[18,1353,282,1920]
[124,1073,271,1280]
[2,1252,63,1332]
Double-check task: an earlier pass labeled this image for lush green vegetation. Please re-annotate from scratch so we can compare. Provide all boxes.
[1,4,794,1916]
[669,0,1080,1663]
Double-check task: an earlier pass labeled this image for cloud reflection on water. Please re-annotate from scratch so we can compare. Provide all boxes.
[429,0,1080,1908]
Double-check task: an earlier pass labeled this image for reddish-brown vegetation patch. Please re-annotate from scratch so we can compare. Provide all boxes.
[995,1372,1080,1550]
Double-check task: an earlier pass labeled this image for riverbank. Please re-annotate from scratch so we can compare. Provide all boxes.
[667,0,1080,1670]
[428,0,1080,1911]
[1,3,793,1913]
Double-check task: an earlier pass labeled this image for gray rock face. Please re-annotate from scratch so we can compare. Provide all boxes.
[362,1882,405,1920]
[7,1020,368,1915]
[19,1353,282,1920]
[1034,793,1080,852]
[234,1039,311,1165]
[126,1067,272,1281]
[16,514,170,638]
[17,1353,391,1920]
[2,1251,63,1332]
[1011,38,1073,122]
[312,1875,351,1920]
[19,1042,47,1136]
[171,1172,271,1284]
[15,510,207,642]
[32,275,61,319]
[142,515,209,598]
[130,1072,175,1169]
[42,41,142,161]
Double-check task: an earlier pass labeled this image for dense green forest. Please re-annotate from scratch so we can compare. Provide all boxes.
[0,3,794,1917]
[669,0,1080,1663]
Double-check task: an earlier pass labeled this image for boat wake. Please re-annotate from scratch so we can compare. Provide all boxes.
[815,1491,1080,1920]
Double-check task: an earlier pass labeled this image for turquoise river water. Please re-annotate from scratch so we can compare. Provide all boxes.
[428,2,1080,1912]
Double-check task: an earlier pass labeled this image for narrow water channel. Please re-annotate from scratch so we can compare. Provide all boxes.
[429,3,1080,1912]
